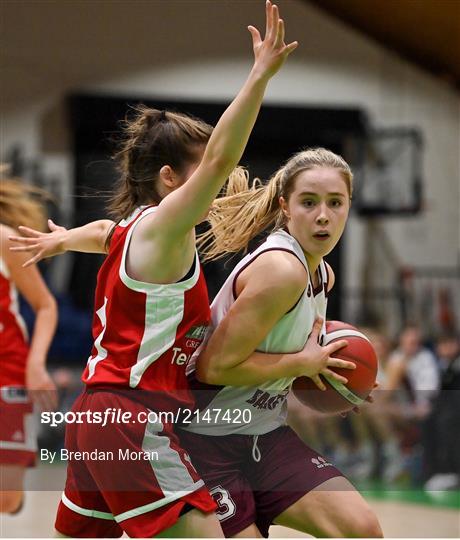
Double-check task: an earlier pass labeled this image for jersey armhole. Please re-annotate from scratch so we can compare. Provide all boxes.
[119,208,200,295]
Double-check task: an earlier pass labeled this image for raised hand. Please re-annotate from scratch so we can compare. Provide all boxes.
[298,318,356,391]
[9,219,67,267]
[248,0,298,79]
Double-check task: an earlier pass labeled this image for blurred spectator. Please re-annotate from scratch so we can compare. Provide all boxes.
[384,324,440,418]
[378,324,441,484]
[423,332,460,491]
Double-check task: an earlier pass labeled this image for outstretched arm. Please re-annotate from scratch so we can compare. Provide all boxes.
[9,219,114,267]
[144,1,298,242]
[196,252,354,388]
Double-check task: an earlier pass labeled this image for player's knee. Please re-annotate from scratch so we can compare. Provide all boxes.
[0,491,23,514]
[346,508,383,538]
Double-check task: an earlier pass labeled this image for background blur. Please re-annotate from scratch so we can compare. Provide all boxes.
[1,0,459,536]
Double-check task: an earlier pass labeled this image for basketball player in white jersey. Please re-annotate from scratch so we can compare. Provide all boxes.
[177,148,383,538]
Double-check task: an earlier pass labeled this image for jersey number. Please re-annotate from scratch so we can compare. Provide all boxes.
[210,485,236,521]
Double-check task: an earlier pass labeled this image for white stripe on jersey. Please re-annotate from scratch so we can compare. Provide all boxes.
[0,256,29,341]
[86,297,108,380]
[116,206,201,388]
[130,293,186,388]
[141,420,203,499]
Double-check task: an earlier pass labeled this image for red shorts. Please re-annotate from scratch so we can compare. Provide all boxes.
[54,389,216,538]
[179,426,343,537]
[0,386,36,467]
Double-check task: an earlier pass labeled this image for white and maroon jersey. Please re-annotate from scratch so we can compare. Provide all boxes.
[81,206,211,413]
[0,256,29,387]
[183,229,328,435]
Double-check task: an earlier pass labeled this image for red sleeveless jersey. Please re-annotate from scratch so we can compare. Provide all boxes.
[81,206,211,413]
[0,257,29,386]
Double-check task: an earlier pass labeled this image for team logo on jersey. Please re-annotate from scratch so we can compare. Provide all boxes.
[186,325,209,341]
[311,456,332,469]
[172,325,210,366]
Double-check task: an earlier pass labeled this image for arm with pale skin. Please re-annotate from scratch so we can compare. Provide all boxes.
[9,219,114,267]
[148,1,297,241]
[1,225,58,410]
[196,251,355,389]
[128,1,297,284]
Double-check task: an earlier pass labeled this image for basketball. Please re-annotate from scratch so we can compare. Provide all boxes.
[292,320,378,414]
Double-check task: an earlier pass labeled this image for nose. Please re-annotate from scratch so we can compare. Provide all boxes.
[316,204,329,225]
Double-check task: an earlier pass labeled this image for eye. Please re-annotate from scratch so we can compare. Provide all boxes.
[302,199,315,207]
[329,199,343,207]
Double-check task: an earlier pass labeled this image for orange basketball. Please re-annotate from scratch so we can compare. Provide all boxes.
[292,320,378,414]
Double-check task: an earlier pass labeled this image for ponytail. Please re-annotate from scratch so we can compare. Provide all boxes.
[108,105,213,222]
[197,167,285,261]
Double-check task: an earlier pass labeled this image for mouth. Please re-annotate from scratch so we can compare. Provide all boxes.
[312,231,330,241]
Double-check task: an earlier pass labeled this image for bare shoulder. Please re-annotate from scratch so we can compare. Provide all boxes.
[0,223,15,238]
[237,249,308,297]
[0,224,16,258]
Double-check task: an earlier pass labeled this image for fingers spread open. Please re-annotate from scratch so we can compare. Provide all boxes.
[17,226,43,238]
[265,0,272,39]
[285,40,298,55]
[10,244,40,252]
[22,253,42,268]
[275,18,284,49]
[327,339,348,354]
[248,25,262,47]
[310,374,326,391]
[322,368,348,384]
[269,4,279,42]
[327,358,356,370]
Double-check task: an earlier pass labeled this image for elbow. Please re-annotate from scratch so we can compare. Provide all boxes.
[195,360,227,386]
[47,295,58,319]
[195,365,220,385]
[37,294,58,324]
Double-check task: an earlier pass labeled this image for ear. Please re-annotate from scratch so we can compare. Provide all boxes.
[159,165,181,190]
[279,196,290,219]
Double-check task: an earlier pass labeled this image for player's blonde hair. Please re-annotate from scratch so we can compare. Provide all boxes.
[198,148,353,261]
[0,176,48,231]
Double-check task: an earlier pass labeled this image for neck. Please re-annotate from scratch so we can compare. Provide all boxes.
[304,252,321,279]
[284,224,322,275]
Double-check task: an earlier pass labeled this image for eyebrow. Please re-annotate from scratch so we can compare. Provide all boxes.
[298,192,346,197]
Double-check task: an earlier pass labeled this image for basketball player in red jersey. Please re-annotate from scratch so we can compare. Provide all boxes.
[0,178,58,515]
[11,2,298,537]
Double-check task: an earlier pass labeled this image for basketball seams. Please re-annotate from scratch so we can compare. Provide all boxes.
[323,329,370,344]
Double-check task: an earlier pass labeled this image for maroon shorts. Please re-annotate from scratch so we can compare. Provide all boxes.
[54,390,216,538]
[179,425,343,537]
[0,386,36,468]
